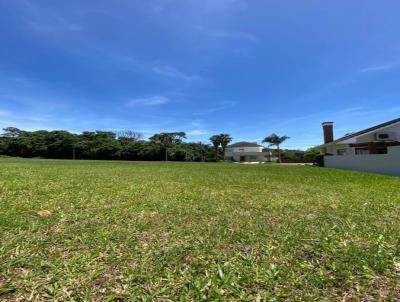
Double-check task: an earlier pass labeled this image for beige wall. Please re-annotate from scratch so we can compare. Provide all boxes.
[325,144,351,155]
[231,153,269,162]
[324,146,400,176]
[225,146,263,156]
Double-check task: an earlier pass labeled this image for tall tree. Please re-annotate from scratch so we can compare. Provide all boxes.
[209,135,222,161]
[219,134,233,160]
[197,142,207,162]
[149,132,186,161]
[116,130,143,142]
[0,126,219,162]
[262,133,290,163]
[1,127,23,138]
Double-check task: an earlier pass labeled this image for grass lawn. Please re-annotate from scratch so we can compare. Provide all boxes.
[1,158,400,301]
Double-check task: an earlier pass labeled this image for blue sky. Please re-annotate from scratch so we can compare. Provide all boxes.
[0,0,399,149]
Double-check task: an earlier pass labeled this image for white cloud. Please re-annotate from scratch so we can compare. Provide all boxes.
[127,95,169,106]
[152,0,246,15]
[17,0,83,34]
[0,109,12,117]
[189,119,206,128]
[0,108,55,131]
[209,30,257,41]
[14,77,27,83]
[186,129,209,136]
[112,56,203,84]
[360,63,398,73]
[194,25,256,42]
[193,100,236,116]
[185,119,210,136]
[30,20,82,33]
[152,66,201,81]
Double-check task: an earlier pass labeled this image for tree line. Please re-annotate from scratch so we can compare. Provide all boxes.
[0,127,214,161]
[0,127,318,162]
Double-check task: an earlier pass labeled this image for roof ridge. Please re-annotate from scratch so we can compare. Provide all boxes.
[227,141,263,147]
[327,117,400,145]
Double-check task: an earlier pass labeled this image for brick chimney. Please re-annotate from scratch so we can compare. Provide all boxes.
[322,122,334,144]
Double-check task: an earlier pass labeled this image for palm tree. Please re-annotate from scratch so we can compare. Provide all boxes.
[219,134,232,160]
[150,132,186,161]
[262,133,290,163]
[209,135,222,161]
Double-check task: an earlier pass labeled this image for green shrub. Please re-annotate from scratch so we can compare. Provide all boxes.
[314,154,325,166]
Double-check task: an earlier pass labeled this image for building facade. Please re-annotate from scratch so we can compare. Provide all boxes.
[224,142,272,162]
[321,118,400,176]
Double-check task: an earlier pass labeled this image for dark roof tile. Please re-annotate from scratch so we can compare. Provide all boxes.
[325,117,400,145]
[227,141,262,148]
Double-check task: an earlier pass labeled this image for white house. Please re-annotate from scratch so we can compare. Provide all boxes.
[224,141,273,162]
[321,118,400,176]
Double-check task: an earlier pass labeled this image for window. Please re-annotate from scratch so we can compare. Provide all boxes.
[355,147,368,155]
[377,133,389,140]
[336,149,346,156]
[249,155,257,160]
[375,147,388,154]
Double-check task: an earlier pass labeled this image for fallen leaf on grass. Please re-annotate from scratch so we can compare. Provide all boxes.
[329,204,337,209]
[37,210,52,217]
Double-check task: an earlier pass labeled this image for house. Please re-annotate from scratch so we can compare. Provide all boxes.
[224,141,273,162]
[321,118,400,176]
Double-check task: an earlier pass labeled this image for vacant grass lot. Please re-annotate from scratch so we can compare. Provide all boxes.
[0,158,400,301]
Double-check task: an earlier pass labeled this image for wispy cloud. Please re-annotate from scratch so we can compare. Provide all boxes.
[17,0,83,33]
[112,56,203,84]
[0,109,12,117]
[194,25,257,42]
[186,129,209,136]
[328,106,400,121]
[152,0,246,16]
[10,77,34,87]
[193,100,236,116]
[30,19,83,33]
[0,93,69,112]
[0,107,55,131]
[152,65,202,81]
[184,119,210,136]
[360,62,398,73]
[127,95,169,106]
[209,30,257,41]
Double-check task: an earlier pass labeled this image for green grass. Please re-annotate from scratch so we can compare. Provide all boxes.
[1,158,400,301]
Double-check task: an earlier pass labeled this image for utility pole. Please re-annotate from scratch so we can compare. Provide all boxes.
[199,142,205,162]
[73,142,80,160]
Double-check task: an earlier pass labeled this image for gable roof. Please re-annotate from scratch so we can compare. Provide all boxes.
[227,141,262,148]
[325,117,400,145]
